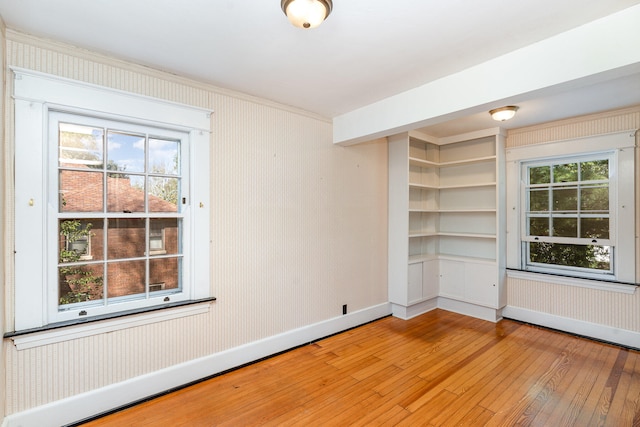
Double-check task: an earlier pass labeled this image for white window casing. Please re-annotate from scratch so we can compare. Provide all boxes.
[506,131,636,285]
[13,68,212,331]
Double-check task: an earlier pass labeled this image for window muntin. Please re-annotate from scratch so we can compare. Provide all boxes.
[54,113,188,314]
[12,69,212,332]
[522,153,614,277]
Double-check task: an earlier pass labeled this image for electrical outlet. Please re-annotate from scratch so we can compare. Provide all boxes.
[342,304,347,315]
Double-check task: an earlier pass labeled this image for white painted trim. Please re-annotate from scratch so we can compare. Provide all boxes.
[504,130,636,161]
[390,298,438,320]
[12,70,213,330]
[333,5,640,145]
[11,67,212,132]
[502,305,640,350]
[391,297,503,323]
[9,301,213,350]
[505,130,637,284]
[437,297,503,323]
[506,270,637,294]
[1,303,391,427]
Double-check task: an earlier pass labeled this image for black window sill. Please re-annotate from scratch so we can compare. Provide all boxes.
[4,297,216,339]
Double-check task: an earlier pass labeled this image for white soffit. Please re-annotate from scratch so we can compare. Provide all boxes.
[333,4,640,145]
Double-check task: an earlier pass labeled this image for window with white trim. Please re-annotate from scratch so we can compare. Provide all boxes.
[522,153,613,277]
[13,69,212,331]
[506,131,636,284]
[54,113,187,308]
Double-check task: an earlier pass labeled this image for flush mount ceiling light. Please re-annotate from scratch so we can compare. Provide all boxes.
[489,106,519,121]
[281,0,333,29]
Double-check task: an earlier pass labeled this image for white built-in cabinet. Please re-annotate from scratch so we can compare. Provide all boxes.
[388,129,506,321]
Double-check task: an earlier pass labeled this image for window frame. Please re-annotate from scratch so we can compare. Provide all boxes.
[521,152,615,278]
[13,68,212,331]
[51,112,190,318]
[506,131,636,285]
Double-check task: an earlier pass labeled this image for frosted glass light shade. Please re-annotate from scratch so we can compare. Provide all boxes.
[281,0,333,29]
[489,106,519,121]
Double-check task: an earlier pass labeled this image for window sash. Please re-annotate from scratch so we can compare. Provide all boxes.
[49,112,191,322]
[13,68,212,332]
[520,152,616,277]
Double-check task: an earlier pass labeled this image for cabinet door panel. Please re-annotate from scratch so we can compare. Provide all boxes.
[408,262,423,303]
[422,259,439,299]
[439,260,464,299]
[465,263,497,307]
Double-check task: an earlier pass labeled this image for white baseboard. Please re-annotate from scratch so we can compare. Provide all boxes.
[391,297,503,323]
[2,303,392,427]
[502,305,640,350]
[437,298,503,323]
[391,298,438,320]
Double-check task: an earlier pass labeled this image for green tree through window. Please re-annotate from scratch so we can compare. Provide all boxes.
[525,156,611,273]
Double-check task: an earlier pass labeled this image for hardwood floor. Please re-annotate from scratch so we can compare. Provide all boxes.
[80,309,640,426]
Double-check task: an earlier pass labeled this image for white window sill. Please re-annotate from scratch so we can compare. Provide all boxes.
[7,298,214,350]
[506,270,637,295]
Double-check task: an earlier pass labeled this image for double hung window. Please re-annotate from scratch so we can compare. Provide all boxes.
[523,154,613,277]
[13,69,212,331]
[54,113,187,308]
[506,131,636,284]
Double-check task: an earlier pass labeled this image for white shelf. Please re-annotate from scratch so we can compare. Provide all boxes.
[409,155,496,169]
[439,182,496,190]
[408,183,438,190]
[389,130,505,314]
[408,254,438,264]
[409,209,496,213]
[436,254,496,264]
[409,157,438,168]
[439,232,496,239]
[409,254,496,265]
[409,182,495,190]
[408,231,438,238]
[409,231,496,239]
[438,155,496,168]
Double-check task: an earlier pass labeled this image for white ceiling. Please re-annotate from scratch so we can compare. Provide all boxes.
[0,0,639,136]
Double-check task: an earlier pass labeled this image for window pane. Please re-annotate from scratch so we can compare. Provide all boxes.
[581,218,610,239]
[59,219,104,261]
[149,138,180,175]
[581,160,608,181]
[107,260,146,298]
[553,163,578,183]
[552,187,577,211]
[529,166,550,184]
[59,170,104,212]
[148,177,179,212]
[552,217,577,237]
[528,217,549,236]
[107,174,145,213]
[107,218,146,259]
[107,131,145,173]
[59,123,103,168]
[528,242,610,271]
[149,218,180,255]
[581,185,609,211]
[149,257,181,291]
[58,263,104,306]
[529,189,549,211]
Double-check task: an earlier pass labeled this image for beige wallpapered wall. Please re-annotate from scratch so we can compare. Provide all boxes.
[2,31,388,414]
[506,105,640,333]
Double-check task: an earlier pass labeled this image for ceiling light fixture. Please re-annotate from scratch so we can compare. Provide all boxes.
[281,0,333,29]
[489,106,519,121]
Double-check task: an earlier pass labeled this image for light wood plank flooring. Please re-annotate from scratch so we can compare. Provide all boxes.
[80,309,640,426]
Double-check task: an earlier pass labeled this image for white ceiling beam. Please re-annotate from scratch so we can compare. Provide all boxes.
[332,4,640,145]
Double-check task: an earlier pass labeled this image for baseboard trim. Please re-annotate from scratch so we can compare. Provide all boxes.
[437,298,503,323]
[390,298,438,320]
[3,303,392,427]
[502,306,640,350]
